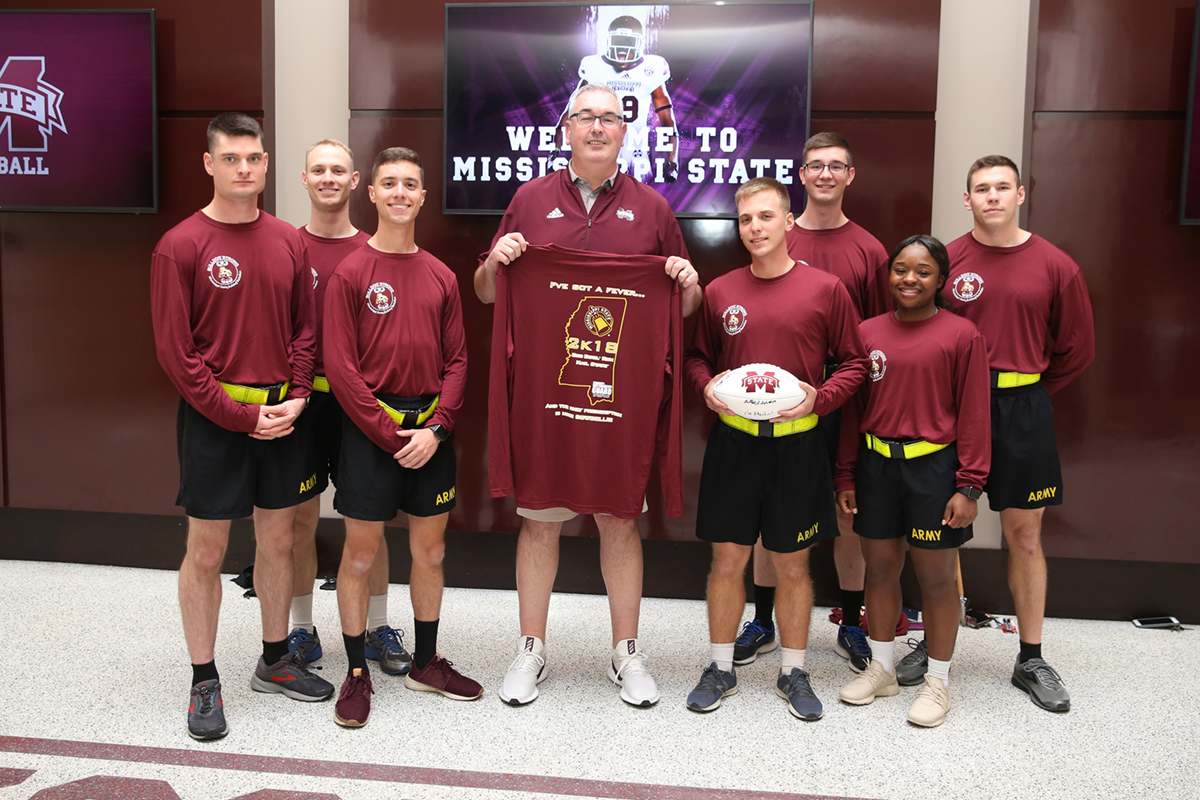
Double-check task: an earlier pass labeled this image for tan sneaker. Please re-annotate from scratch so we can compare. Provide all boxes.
[907,674,951,727]
[839,659,899,705]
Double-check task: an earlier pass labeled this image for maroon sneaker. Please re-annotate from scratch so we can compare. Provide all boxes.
[334,668,374,727]
[404,655,483,701]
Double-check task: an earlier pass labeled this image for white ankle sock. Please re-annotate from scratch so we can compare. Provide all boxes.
[927,656,951,686]
[367,594,388,631]
[780,647,805,674]
[290,594,313,631]
[868,638,896,675]
[710,642,735,673]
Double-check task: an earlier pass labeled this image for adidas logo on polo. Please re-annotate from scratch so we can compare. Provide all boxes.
[546,207,564,219]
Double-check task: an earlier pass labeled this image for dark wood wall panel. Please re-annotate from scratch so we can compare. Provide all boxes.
[1030,0,1200,565]
[1035,1,1195,111]
[349,0,940,542]
[0,0,264,514]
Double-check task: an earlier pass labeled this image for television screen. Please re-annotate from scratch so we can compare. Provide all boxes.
[1182,0,1200,225]
[444,2,812,217]
[0,10,156,213]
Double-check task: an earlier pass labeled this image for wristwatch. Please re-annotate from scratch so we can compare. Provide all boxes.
[956,486,983,500]
[428,424,449,443]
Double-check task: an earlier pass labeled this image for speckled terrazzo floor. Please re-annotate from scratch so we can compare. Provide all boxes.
[0,559,1194,800]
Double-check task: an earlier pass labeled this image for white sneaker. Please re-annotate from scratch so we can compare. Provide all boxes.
[608,638,660,707]
[499,635,547,706]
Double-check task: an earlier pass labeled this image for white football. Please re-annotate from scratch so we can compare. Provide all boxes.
[713,363,807,421]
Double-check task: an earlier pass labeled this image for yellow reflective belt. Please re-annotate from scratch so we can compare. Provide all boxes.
[991,371,1041,389]
[219,381,290,405]
[378,395,440,428]
[719,412,819,438]
[864,433,950,460]
[312,376,331,393]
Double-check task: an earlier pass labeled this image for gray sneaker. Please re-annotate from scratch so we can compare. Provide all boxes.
[187,679,228,741]
[365,625,413,675]
[776,668,823,720]
[1011,657,1070,712]
[895,638,928,686]
[686,662,738,712]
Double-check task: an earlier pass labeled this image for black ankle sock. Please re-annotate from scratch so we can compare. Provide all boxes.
[1019,641,1042,664]
[262,638,288,665]
[192,660,219,686]
[753,585,776,627]
[841,590,865,628]
[414,619,439,670]
[343,631,368,672]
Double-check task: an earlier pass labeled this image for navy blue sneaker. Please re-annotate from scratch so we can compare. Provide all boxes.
[286,626,323,663]
[835,624,871,673]
[686,662,738,713]
[365,625,412,675]
[776,668,823,720]
[733,620,778,665]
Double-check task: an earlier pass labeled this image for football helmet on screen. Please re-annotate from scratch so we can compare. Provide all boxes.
[606,16,644,65]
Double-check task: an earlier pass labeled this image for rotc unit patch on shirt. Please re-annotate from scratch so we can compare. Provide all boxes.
[869,349,887,382]
[366,281,397,314]
[952,272,984,302]
[207,255,242,289]
[722,304,747,335]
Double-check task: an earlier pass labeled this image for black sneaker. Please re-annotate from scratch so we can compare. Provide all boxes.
[732,620,778,665]
[834,624,871,673]
[895,638,929,686]
[286,626,323,663]
[365,625,413,675]
[187,679,228,741]
[1011,657,1070,712]
[251,652,335,701]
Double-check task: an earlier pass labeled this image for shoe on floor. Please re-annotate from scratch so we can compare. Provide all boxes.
[732,619,778,665]
[839,659,900,705]
[187,679,228,741]
[286,626,323,663]
[895,638,929,686]
[775,668,823,720]
[499,635,547,706]
[907,674,951,727]
[365,625,413,675]
[685,662,737,713]
[405,655,484,701]
[609,638,660,707]
[834,624,871,673]
[1011,656,1070,712]
[251,652,334,701]
[334,668,374,728]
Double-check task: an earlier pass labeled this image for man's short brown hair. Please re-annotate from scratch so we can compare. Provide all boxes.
[966,155,1021,190]
[207,113,263,152]
[735,177,791,215]
[372,147,424,185]
[801,131,852,166]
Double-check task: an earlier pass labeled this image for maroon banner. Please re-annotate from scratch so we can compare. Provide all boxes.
[0,11,156,213]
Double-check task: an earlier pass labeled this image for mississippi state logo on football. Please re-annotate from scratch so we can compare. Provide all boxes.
[366,281,396,314]
[952,272,984,302]
[206,256,241,289]
[584,305,615,336]
[869,349,887,382]
[741,370,780,393]
[722,304,747,335]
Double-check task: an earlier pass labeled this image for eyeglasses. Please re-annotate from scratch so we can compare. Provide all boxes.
[570,112,623,128]
[802,162,849,175]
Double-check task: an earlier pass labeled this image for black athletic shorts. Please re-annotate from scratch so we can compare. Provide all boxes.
[853,444,973,550]
[696,421,837,553]
[334,416,457,522]
[175,399,321,520]
[295,388,344,492]
[986,382,1063,511]
[817,405,843,475]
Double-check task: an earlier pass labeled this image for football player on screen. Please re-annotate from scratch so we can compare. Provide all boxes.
[553,11,680,183]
